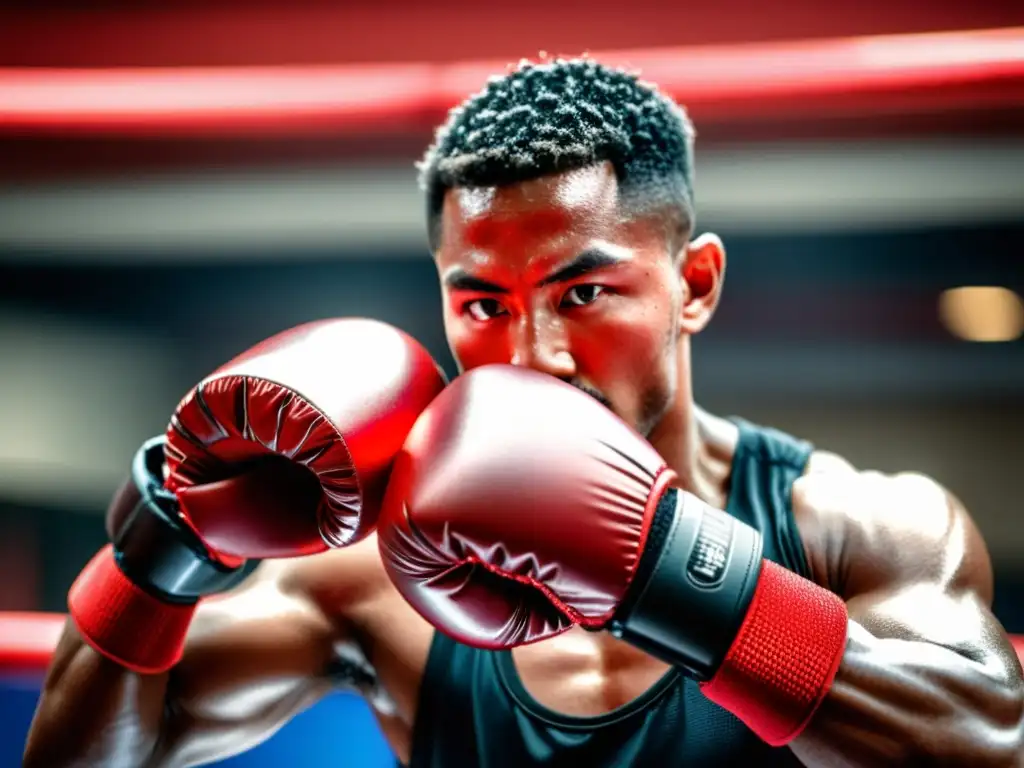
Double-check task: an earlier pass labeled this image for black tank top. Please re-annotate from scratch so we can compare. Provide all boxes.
[406,418,813,767]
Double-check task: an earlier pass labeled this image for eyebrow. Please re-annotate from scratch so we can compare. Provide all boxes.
[537,249,625,287]
[442,271,510,294]
[443,249,625,293]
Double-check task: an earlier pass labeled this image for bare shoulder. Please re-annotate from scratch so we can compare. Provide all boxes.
[791,451,994,602]
[251,533,397,624]
[250,535,431,666]
[184,534,396,659]
[795,450,952,539]
[255,534,434,747]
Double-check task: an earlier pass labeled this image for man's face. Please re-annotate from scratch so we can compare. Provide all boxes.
[434,162,684,436]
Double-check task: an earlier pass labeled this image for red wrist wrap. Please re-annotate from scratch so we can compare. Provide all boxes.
[700,559,847,746]
[68,545,197,674]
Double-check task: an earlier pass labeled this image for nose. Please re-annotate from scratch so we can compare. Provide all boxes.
[508,308,576,379]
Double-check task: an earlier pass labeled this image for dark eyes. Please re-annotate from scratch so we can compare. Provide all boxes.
[466,298,508,322]
[562,284,604,307]
[463,285,606,322]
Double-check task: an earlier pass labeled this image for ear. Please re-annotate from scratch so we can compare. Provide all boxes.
[678,233,726,334]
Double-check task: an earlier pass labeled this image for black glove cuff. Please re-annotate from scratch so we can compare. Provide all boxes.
[112,437,254,604]
[609,487,763,681]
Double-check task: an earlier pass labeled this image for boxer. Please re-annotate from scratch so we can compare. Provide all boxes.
[24,59,1023,767]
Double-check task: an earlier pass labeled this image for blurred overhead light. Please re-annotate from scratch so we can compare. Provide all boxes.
[938,286,1024,342]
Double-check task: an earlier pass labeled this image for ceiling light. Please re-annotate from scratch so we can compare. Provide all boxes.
[938,286,1024,342]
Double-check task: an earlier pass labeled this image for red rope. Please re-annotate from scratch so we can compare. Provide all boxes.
[0,27,1020,137]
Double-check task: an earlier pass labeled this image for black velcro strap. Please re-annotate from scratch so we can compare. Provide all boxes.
[609,488,764,681]
[113,437,253,604]
[617,488,677,620]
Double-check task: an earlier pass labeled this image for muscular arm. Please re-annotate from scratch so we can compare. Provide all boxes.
[789,457,1024,767]
[24,538,387,768]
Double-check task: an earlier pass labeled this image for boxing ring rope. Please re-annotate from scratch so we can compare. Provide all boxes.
[0,613,63,674]
[0,27,1021,137]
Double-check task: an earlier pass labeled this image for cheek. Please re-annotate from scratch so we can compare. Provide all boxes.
[445,317,511,370]
[577,294,677,384]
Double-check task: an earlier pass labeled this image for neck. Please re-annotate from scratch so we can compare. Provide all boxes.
[646,342,736,511]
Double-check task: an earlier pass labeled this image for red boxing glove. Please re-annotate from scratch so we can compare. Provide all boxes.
[379,364,847,746]
[70,318,446,673]
[165,317,446,556]
[379,364,673,644]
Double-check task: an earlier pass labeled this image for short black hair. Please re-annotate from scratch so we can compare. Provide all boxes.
[419,57,696,252]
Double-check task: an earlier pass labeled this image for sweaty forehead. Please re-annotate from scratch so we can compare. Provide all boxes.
[438,163,620,257]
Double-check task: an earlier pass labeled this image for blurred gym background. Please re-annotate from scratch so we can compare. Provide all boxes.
[0,1,1022,765]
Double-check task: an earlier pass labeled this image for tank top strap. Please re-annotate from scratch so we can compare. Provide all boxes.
[726,417,814,578]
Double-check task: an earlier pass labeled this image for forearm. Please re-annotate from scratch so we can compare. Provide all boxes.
[24,439,234,766]
[24,620,169,768]
[27,583,341,768]
[791,620,1024,767]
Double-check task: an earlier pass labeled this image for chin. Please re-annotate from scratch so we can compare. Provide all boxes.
[605,403,652,437]
[635,396,674,440]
